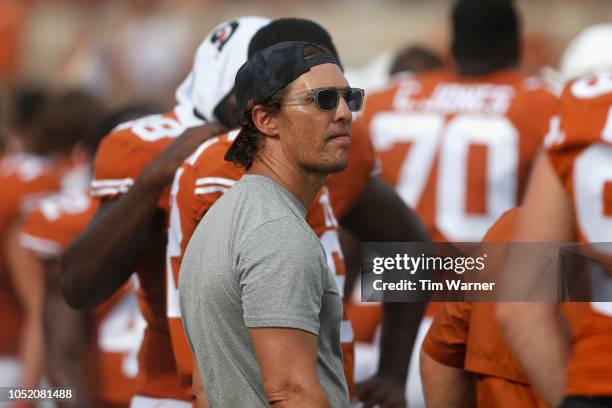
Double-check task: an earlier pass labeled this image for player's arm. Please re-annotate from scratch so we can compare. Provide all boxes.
[419,352,475,408]
[4,221,44,389]
[496,152,573,407]
[192,366,209,408]
[44,259,92,408]
[341,177,430,407]
[250,328,330,407]
[61,123,224,308]
[420,302,475,408]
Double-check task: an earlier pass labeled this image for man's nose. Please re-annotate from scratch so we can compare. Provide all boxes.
[334,96,352,123]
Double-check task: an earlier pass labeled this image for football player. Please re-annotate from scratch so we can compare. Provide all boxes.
[420,206,551,407]
[1,90,102,392]
[13,105,158,407]
[421,23,612,408]
[349,0,558,405]
[19,191,144,408]
[497,71,612,408]
[61,17,272,407]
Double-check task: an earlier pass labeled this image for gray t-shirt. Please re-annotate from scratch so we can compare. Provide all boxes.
[179,174,349,407]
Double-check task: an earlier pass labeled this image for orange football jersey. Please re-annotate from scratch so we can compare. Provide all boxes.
[545,72,612,397]
[0,154,63,357]
[20,190,143,407]
[422,208,548,407]
[355,69,558,242]
[167,127,378,397]
[92,110,197,400]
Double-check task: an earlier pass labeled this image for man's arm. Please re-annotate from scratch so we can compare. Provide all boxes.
[5,221,44,389]
[61,124,223,308]
[44,260,92,408]
[497,153,573,407]
[192,366,209,408]
[419,301,474,407]
[419,350,475,408]
[497,302,569,407]
[250,328,329,407]
[341,178,430,407]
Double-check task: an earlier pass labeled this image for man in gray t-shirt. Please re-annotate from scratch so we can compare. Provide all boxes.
[181,174,346,406]
[179,41,365,406]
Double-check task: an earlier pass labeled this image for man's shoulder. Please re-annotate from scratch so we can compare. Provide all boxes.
[237,215,323,268]
[208,179,315,246]
[250,213,314,239]
[210,178,297,222]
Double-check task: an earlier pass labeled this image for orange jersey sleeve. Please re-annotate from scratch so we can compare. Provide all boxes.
[544,73,612,397]
[421,301,472,369]
[91,112,185,211]
[362,70,558,242]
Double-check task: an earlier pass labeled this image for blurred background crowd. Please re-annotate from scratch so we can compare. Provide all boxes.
[1,0,611,159]
[0,0,611,108]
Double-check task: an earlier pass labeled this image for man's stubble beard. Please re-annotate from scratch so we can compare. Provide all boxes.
[301,146,349,175]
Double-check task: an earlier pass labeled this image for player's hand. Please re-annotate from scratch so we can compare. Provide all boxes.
[356,375,407,408]
[140,122,226,187]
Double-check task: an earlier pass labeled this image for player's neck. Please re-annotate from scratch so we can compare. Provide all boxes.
[456,59,518,76]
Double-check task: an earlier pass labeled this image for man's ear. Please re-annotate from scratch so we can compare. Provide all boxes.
[252,105,279,137]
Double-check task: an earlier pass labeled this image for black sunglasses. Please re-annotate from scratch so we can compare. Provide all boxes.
[282,87,365,112]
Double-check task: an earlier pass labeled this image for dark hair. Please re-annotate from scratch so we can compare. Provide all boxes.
[451,0,520,74]
[248,18,342,68]
[213,92,240,130]
[27,89,104,156]
[231,98,282,170]
[231,43,332,169]
[390,45,443,75]
[7,86,48,131]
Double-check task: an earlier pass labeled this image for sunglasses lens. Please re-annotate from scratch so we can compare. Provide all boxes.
[344,89,364,112]
[317,89,340,111]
